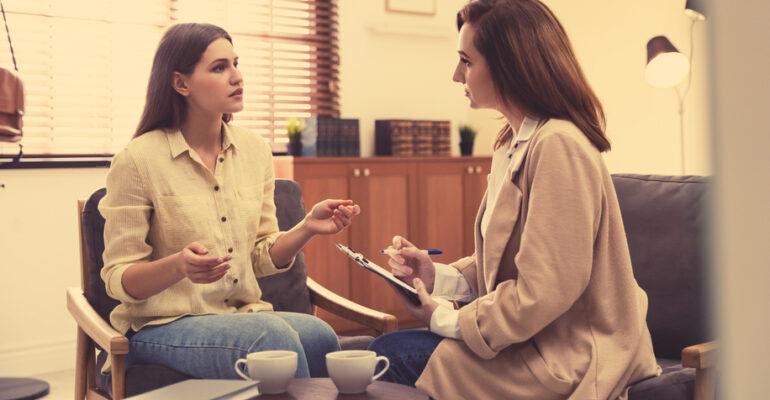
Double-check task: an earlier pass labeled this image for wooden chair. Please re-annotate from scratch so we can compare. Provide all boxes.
[67,179,397,399]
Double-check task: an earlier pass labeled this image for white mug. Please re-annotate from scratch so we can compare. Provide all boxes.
[234,350,297,394]
[326,350,390,394]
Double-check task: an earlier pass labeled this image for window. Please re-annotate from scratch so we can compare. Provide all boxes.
[0,0,338,158]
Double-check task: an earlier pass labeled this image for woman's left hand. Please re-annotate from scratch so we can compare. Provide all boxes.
[397,278,439,326]
[303,199,361,235]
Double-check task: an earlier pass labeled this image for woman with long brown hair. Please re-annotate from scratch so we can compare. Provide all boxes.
[100,23,359,380]
[369,1,660,398]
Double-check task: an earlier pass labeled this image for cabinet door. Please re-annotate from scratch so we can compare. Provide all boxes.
[462,160,491,256]
[415,161,467,265]
[347,162,422,329]
[293,161,359,333]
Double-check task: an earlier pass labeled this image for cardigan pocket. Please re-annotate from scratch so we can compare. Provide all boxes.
[520,340,575,396]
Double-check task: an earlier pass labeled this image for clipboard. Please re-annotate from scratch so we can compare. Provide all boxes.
[335,243,421,306]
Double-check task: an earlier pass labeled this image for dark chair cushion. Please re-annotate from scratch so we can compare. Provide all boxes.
[628,358,695,400]
[82,188,120,326]
[612,174,713,360]
[339,336,375,351]
[97,351,189,398]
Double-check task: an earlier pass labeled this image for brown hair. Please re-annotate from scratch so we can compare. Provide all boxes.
[134,23,233,137]
[457,0,610,152]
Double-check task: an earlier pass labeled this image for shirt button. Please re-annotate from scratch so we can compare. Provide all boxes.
[219,157,224,163]
[221,216,227,222]
[214,185,220,191]
[228,248,233,253]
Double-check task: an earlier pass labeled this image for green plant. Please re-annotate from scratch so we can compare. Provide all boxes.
[459,124,476,143]
[286,117,305,143]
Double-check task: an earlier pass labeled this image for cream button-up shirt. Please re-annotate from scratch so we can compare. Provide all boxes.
[99,122,293,335]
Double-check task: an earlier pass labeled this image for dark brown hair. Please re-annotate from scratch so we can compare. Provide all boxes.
[458,0,610,152]
[134,23,233,137]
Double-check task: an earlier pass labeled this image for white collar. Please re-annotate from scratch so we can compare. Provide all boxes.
[506,116,539,156]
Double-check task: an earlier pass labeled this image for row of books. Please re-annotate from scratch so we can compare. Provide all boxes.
[374,119,451,156]
[301,116,360,157]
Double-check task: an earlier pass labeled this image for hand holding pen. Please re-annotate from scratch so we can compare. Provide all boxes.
[384,235,437,294]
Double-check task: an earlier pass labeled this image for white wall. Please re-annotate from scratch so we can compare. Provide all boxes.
[0,0,716,376]
[0,168,108,375]
[337,0,471,156]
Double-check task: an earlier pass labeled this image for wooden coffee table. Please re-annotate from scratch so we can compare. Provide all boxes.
[260,378,428,399]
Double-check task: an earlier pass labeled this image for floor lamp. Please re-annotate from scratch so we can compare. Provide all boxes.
[645,1,706,175]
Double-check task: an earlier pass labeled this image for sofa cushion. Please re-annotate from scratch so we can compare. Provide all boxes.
[628,358,695,400]
[612,174,712,360]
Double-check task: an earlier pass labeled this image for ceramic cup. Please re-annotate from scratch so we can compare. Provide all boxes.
[326,350,390,394]
[234,350,297,394]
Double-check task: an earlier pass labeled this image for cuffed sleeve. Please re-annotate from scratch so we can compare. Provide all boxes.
[430,305,463,339]
[432,262,475,301]
[99,149,152,304]
[251,150,296,276]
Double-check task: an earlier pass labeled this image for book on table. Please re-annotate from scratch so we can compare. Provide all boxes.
[125,379,260,400]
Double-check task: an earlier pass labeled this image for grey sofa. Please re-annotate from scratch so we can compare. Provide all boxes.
[615,174,716,400]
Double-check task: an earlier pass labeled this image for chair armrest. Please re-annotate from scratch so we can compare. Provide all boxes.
[306,277,398,335]
[66,287,129,355]
[682,341,717,369]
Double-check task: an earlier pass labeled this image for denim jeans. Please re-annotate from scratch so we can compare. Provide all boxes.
[367,329,443,387]
[125,312,340,378]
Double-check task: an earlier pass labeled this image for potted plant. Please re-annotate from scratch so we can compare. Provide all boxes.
[459,124,476,156]
[286,117,305,156]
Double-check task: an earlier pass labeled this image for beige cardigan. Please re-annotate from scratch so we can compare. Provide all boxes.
[416,120,660,399]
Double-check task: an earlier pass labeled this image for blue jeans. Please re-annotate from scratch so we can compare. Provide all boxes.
[367,329,443,387]
[125,312,339,378]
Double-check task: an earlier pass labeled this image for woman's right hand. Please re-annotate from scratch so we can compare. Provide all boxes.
[386,236,436,294]
[176,242,232,284]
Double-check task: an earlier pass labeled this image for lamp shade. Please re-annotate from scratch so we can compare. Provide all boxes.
[645,36,690,88]
[684,0,707,20]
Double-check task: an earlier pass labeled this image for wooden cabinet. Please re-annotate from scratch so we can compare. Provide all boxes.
[287,156,491,335]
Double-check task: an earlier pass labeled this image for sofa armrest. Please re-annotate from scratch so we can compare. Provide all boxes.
[682,341,717,400]
[66,287,129,355]
[307,277,398,335]
[682,341,717,369]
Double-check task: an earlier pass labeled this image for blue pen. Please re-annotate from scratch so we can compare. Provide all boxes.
[380,248,443,255]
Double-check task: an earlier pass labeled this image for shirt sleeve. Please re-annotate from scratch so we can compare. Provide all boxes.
[430,305,463,339]
[99,149,151,304]
[250,147,296,276]
[432,262,476,302]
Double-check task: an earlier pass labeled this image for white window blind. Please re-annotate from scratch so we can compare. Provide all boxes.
[0,0,338,158]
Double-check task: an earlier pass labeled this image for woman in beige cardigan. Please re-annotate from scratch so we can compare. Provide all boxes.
[368,1,660,399]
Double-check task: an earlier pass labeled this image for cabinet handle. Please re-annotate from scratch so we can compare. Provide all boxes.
[475,166,482,174]
[363,168,370,177]
[467,166,474,174]
[353,168,361,177]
